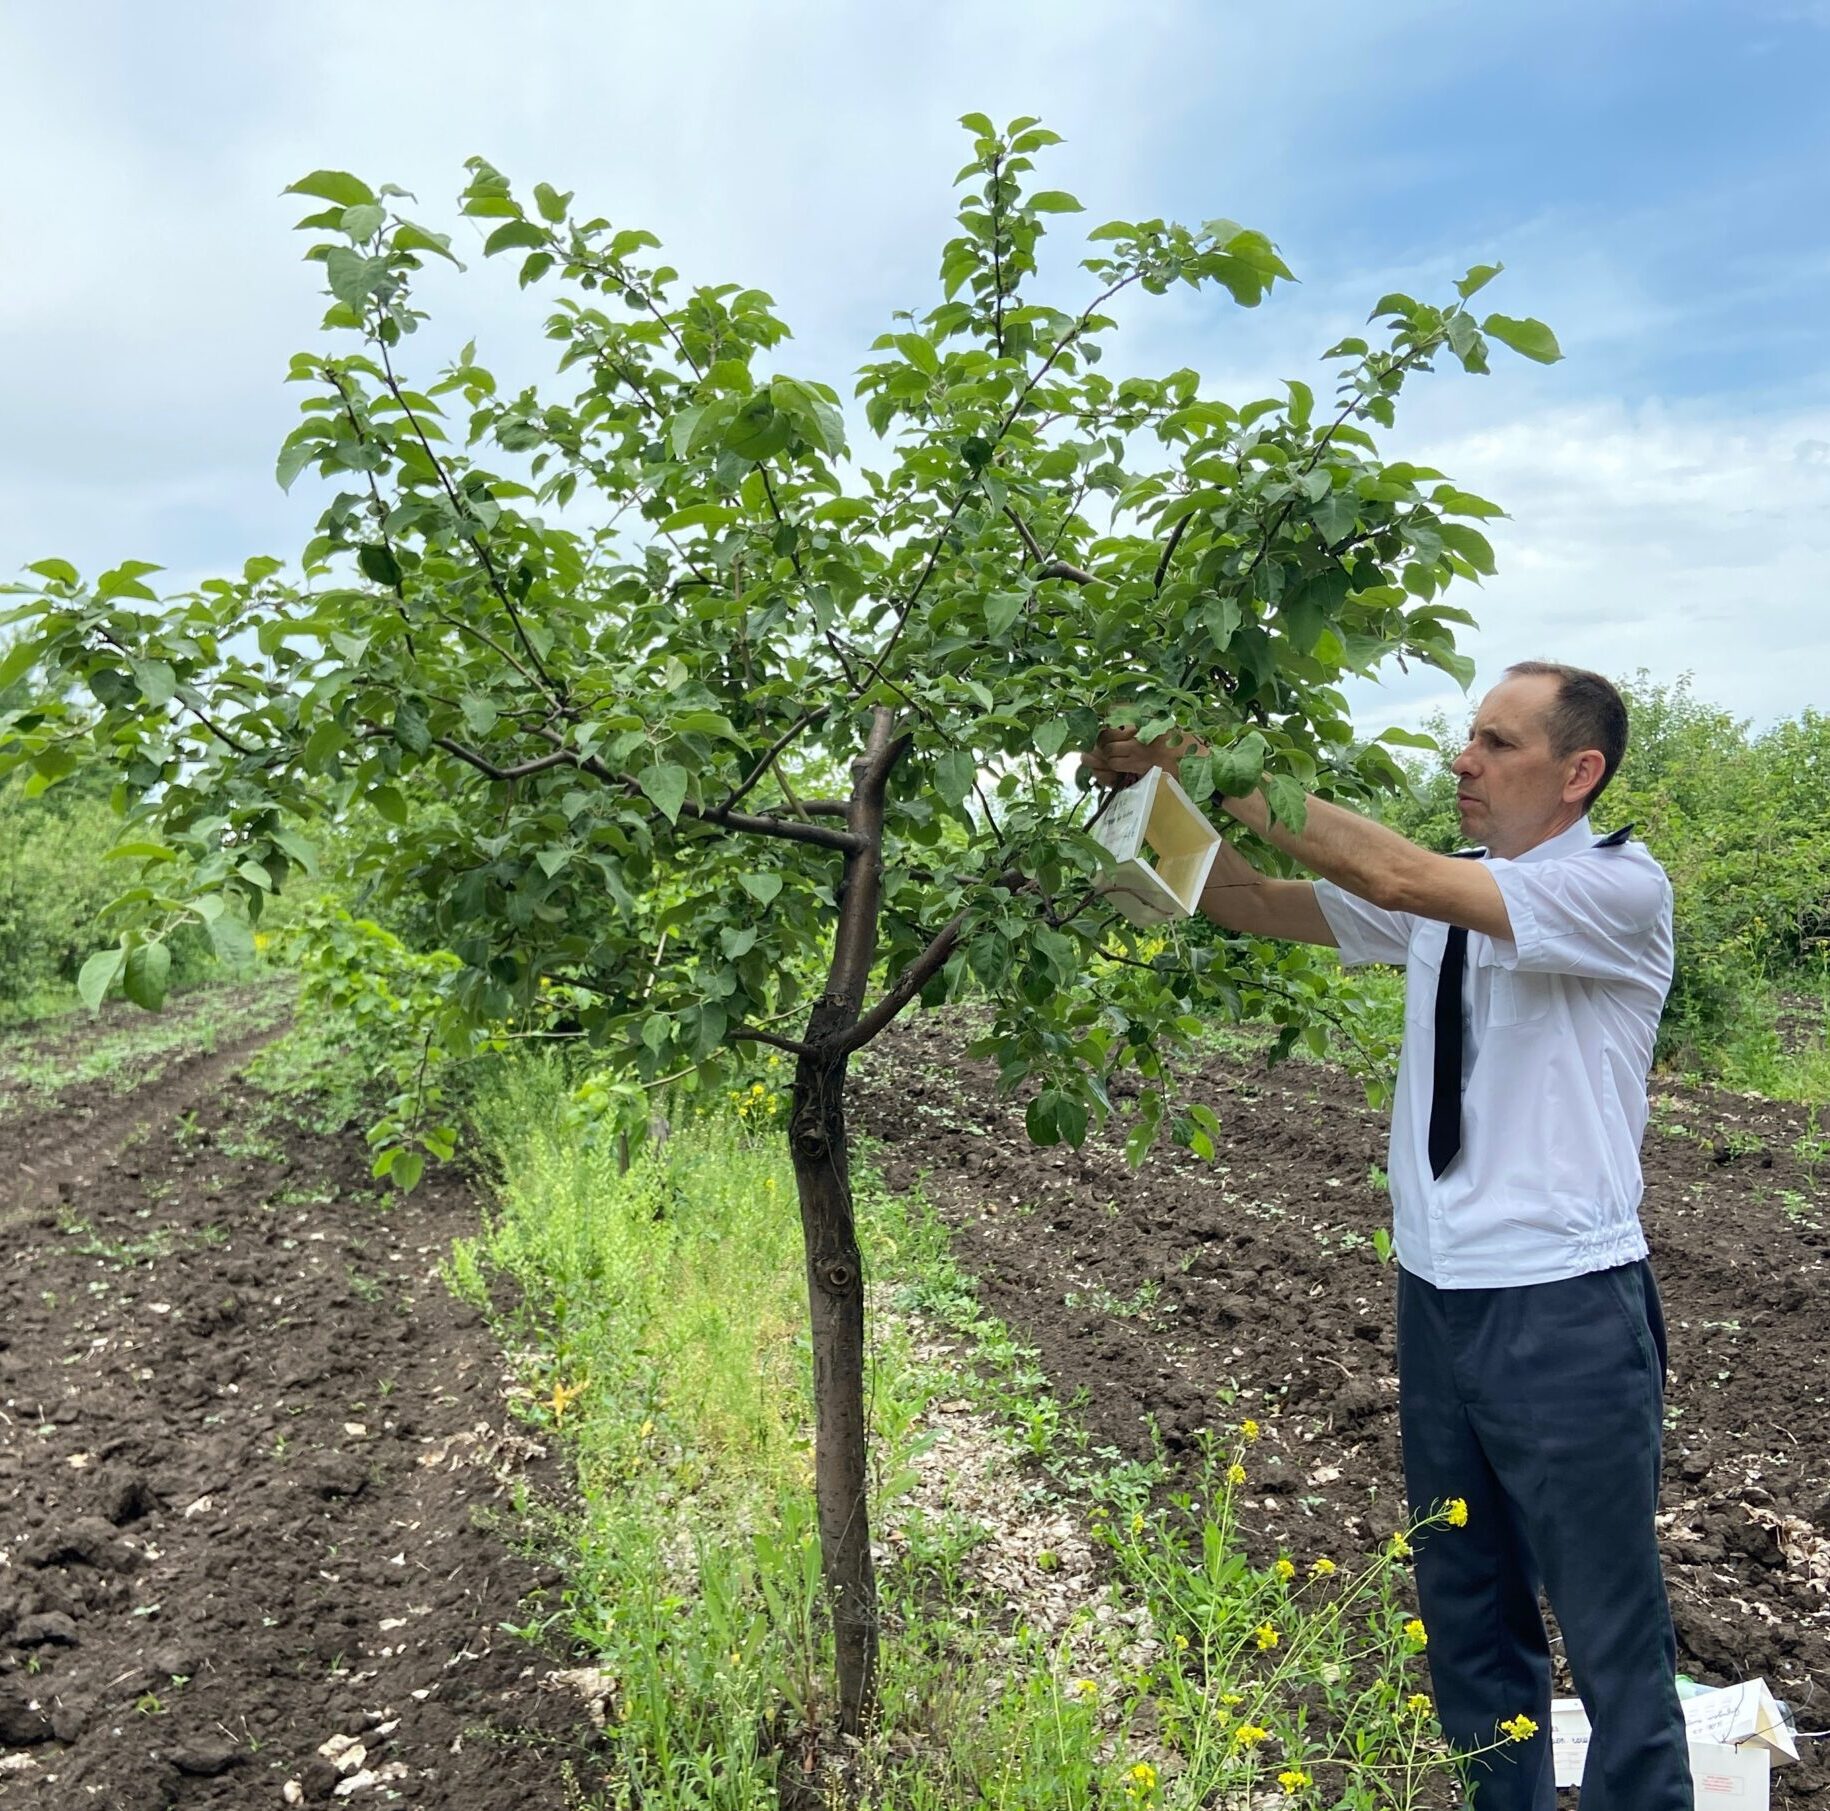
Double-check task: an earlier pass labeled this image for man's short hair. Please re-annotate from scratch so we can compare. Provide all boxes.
[1504,661,1628,810]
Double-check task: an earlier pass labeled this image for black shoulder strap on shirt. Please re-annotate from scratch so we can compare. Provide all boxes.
[1594,824,1635,847]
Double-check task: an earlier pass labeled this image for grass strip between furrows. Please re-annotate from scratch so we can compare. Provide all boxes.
[452,1054,1528,1809]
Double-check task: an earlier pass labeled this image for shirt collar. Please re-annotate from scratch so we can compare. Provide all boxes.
[1504,815,1595,865]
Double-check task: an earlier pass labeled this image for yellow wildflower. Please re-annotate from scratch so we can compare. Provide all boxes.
[1310,1556,1337,1578]
[1403,1618,1427,1647]
[1227,1462,1247,1486]
[1255,1622,1279,1651]
[1173,1633,1189,1652]
[1278,1772,1312,1795]
[1445,1497,1469,1528]
[1273,1557,1296,1582]
[1233,1723,1270,1747]
[1130,1512,1145,1534]
[1072,1678,1099,1703]
[1241,1417,1261,1442]
[1124,1760,1157,1796]
[1501,1713,1539,1742]
[1219,1692,1245,1708]
[1406,1693,1432,1715]
[1389,1532,1413,1559]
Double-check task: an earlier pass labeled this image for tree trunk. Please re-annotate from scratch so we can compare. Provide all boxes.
[788,1052,876,1737]
[780,706,907,1739]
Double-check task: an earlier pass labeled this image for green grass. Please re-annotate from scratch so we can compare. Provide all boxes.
[447,1054,1491,1808]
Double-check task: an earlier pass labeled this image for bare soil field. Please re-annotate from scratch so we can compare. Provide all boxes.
[0,1010,605,1807]
[854,1015,1830,1803]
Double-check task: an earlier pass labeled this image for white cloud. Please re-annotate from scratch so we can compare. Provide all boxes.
[1342,397,1830,737]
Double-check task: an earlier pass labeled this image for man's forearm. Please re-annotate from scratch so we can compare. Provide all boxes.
[1196,834,1338,944]
[1221,789,1420,911]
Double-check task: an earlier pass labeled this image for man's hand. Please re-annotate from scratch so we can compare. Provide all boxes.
[1078,724,1209,790]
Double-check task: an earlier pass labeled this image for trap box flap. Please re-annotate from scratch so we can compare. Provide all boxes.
[1088,767,1221,925]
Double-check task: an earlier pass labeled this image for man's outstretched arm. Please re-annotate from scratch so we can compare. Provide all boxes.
[1082,727,1511,940]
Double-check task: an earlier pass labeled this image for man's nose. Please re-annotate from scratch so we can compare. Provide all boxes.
[1451,747,1477,778]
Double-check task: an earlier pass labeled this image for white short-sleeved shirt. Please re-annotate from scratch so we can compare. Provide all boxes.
[1314,816,1675,1290]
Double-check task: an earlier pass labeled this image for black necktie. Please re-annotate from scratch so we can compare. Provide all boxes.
[1428,924,1469,1181]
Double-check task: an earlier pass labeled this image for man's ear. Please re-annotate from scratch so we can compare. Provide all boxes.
[1564,749,1606,803]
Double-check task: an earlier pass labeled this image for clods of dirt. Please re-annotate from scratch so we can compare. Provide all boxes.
[854,1015,1830,1803]
[0,1026,609,1806]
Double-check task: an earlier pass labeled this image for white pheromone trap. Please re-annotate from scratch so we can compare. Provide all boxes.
[1088,766,1222,926]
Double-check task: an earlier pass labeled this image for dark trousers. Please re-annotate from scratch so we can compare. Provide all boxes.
[1396,1261,1693,1810]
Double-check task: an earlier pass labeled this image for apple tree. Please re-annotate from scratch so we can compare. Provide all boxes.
[0,113,1557,1731]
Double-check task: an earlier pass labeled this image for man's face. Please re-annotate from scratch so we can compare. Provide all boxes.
[1449,674,1595,857]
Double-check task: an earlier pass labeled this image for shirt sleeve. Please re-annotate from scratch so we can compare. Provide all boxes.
[1313,878,1417,967]
[1483,849,1672,983]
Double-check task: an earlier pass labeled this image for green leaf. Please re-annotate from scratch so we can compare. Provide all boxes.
[1179,752,1216,804]
[394,222,461,265]
[271,827,319,873]
[325,248,388,311]
[105,841,176,864]
[637,762,690,825]
[26,557,77,584]
[371,783,409,826]
[286,169,377,209]
[934,749,977,812]
[723,395,793,462]
[959,111,996,138]
[1027,190,1084,213]
[358,542,402,587]
[484,220,548,256]
[1438,522,1497,576]
[1480,314,1563,364]
[128,659,177,707]
[1377,726,1440,750]
[207,910,256,967]
[1456,262,1503,300]
[533,182,572,223]
[123,941,171,1011]
[459,694,498,737]
[78,945,125,1011]
[387,1150,425,1193]
[769,377,846,457]
[739,873,784,907]
[276,439,319,492]
[1311,490,1358,545]
[340,202,384,241]
[1026,1093,1063,1147]
[659,503,741,533]
[984,591,1026,639]
[0,637,42,691]
[1210,732,1268,798]
[1264,773,1309,830]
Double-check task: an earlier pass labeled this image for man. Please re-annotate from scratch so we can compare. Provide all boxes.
[1083,663,1690,1811]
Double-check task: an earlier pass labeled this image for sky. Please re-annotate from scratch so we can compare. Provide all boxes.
[3,0,1826,741]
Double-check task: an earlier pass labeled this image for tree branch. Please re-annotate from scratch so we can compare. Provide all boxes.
[371,342,566,703]
[1005,506,1094,585]
[830,865,1028,1059]
[721,705,831,815]
[1153,515,1190,593]
[731,1024,816,1058]
[855,270,1145,696]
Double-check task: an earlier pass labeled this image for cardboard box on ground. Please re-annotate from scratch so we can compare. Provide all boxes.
[1552,1678,1798,1806]
[1088,767,1222,925]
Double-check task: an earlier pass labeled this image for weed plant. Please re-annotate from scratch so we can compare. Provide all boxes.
[454,1055,1535,1807]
